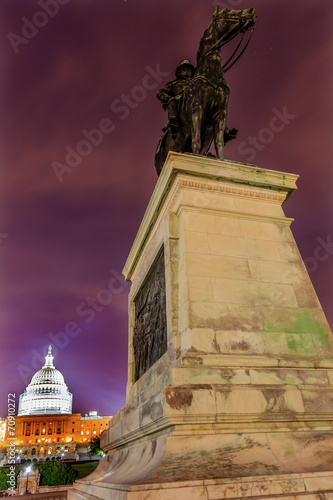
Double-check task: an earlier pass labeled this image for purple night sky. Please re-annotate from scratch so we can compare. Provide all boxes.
[0,0,332,418]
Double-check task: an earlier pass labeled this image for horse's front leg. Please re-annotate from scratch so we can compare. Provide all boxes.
[190,102,203,154]
[214,108,227,160]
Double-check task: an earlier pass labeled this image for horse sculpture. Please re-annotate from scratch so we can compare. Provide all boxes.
[154,6,257,175]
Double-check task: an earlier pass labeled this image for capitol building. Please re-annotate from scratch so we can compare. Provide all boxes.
[18,346,73,416]
[0,347,111,462]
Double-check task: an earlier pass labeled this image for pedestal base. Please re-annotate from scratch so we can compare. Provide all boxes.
[69,471,333,500]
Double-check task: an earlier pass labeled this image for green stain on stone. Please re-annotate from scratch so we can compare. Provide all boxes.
[264,308,329,335]
[285,333,316,355]
[285,374,302,385]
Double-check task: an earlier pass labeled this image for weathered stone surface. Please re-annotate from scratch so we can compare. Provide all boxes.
[68,471,333,499]
[70,154,333,499]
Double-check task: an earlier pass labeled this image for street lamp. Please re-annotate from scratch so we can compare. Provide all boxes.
[25,466,31,495]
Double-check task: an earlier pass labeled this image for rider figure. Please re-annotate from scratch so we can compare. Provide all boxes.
[156,60,195,138]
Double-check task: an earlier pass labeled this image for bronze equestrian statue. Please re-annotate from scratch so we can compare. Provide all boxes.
[155,6,257,176]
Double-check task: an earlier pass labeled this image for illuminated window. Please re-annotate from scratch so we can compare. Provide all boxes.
[86,431,89,435]
[81,431,83,435]
[93,431,96,435]
[42,429,46,435]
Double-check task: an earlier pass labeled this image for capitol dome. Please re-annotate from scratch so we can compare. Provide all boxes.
[18,346,72,416]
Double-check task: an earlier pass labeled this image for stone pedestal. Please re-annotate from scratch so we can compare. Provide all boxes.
[69,153,333,500]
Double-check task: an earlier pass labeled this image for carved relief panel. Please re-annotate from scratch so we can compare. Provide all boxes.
[133,249,167,381]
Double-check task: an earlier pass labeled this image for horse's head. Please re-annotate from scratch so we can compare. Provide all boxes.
[213,6,256,41]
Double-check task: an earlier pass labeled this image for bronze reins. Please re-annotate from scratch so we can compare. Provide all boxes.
[204,14,255,72]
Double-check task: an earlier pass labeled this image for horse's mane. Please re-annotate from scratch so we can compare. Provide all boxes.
[196,22,215,66]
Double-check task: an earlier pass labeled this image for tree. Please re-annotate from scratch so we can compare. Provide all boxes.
[37,462,78,486]
[0,466,20,491]
[88,436,104,456]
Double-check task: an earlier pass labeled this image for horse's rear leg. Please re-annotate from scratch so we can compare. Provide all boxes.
[191,105,202,154]
[214,110,227,160]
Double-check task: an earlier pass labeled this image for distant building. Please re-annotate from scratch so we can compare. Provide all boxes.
[0,346,111,462]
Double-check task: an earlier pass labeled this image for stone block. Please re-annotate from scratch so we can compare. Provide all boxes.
[211,277,298,307]
[216,387,268,414]
[183,230,211,255]
[165,385,216,416]
[248,259,309,285]
[172,366,251,386]
[185,253,251,280]
[140,395,165,427]
[187,276,215,303]
[182,210,242,237]
[130,485,208,500]
[216,386,305,414]
[261,307,331,335]
[277,241,303,264]
[301,388,333,413]
[214,330,264,354]
[312,332,333,357]
[249,368,328,386]
[189,302,263,331]
[208,233,281,261]
[187,328,218,354]
[238,218,291,242]
[293,285,321,308]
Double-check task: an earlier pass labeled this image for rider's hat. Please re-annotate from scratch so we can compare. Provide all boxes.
[176,60,195,78]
